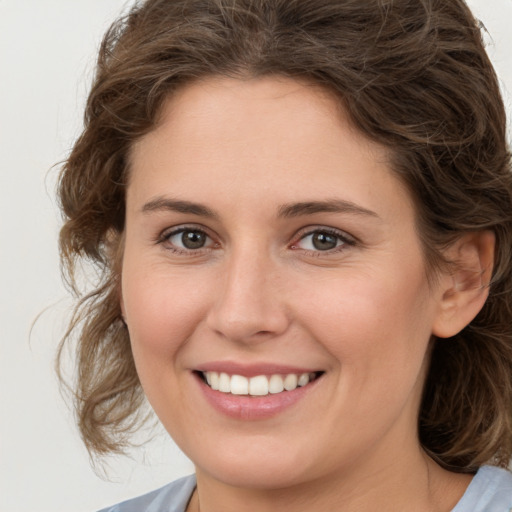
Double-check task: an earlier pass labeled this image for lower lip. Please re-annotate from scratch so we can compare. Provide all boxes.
[194,373,321,421]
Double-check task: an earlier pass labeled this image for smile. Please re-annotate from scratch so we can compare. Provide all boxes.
[200,371,323,396]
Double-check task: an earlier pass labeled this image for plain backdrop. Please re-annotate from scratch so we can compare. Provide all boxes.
[1,1,511,511]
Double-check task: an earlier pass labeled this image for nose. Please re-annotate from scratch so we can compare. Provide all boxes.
[206,247,290,344]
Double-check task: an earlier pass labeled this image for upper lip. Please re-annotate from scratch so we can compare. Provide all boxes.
[194,361,323,377]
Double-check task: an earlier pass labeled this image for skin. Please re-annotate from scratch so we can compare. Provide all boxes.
[121,76,492,511]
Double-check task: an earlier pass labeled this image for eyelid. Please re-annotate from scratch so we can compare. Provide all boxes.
[293,225,357,241]
[155,223,356,255]
[290,225,357,252]
[157,224,218,252]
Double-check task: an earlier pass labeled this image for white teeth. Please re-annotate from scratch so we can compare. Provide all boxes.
[230,375,249,395]
[249,375,269,396]
[202,371,319,396]
[218,372,231,393]
[283,373,298,391]
[269,375,284,394]
[210,371,220,390]
[298,373,310,387]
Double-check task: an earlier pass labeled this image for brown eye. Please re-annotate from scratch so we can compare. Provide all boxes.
[164,228,214,251]
[292,228,355,254]
[181,230,207,249]
[311,232,338,251]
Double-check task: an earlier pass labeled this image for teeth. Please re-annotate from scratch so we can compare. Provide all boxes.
[202,371,319,396]
[298,373,310,387]
[219,372,231,393]
[283,373,298,391]
[210,371,220,390]
[230,374,249,395]
[249,375,269,396]
[269,375,284,394]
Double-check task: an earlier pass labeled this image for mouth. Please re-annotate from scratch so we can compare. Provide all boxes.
[196,370,324,397]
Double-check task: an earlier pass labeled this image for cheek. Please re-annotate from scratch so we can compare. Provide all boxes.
[295,261,434,375]
[121,262,211,372]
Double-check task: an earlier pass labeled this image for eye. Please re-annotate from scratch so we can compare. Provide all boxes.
[161,227,216,252]
[291,228,355,253]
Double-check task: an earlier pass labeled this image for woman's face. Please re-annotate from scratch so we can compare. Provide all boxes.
[122,76,446,488]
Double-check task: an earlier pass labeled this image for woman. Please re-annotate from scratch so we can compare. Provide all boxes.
[57,0,512,510]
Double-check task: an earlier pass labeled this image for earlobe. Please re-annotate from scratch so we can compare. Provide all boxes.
[432,231,495,339]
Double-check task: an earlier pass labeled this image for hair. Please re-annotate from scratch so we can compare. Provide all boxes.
[57,0,512,471]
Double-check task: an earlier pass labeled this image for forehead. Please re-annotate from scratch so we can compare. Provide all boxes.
[129,75,386,167]
[127,76,410,221]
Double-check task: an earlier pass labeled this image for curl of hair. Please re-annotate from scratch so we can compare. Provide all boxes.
[58,0,512,469]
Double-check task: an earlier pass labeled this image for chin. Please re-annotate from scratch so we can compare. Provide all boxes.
[201,461,310,490]
[191,438,327,490]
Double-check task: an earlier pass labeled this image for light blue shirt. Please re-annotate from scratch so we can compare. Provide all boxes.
[98,465,512,512]
[452,466,512,511]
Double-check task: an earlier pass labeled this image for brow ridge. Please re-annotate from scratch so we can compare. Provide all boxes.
[141,197,379,221]
[277,199,379,219]
[142,197,218,218]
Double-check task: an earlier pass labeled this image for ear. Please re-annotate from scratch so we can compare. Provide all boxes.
[432,231,495,338]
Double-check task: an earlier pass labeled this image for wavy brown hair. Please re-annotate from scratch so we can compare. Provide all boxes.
[57,0,512,471]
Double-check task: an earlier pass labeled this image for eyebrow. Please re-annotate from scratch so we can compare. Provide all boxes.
[142,197,219,219]
[141,197,379,220]
[277,199,380,219]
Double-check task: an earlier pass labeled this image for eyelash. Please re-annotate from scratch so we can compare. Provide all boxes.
[157,225,357,256]
[290,227,356,256]
[157,225,217,255]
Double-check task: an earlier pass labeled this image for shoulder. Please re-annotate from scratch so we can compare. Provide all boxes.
[97,474,196,512]
[452,465,512,512]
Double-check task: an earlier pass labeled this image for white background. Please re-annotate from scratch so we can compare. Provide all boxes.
[1,1,511,511]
